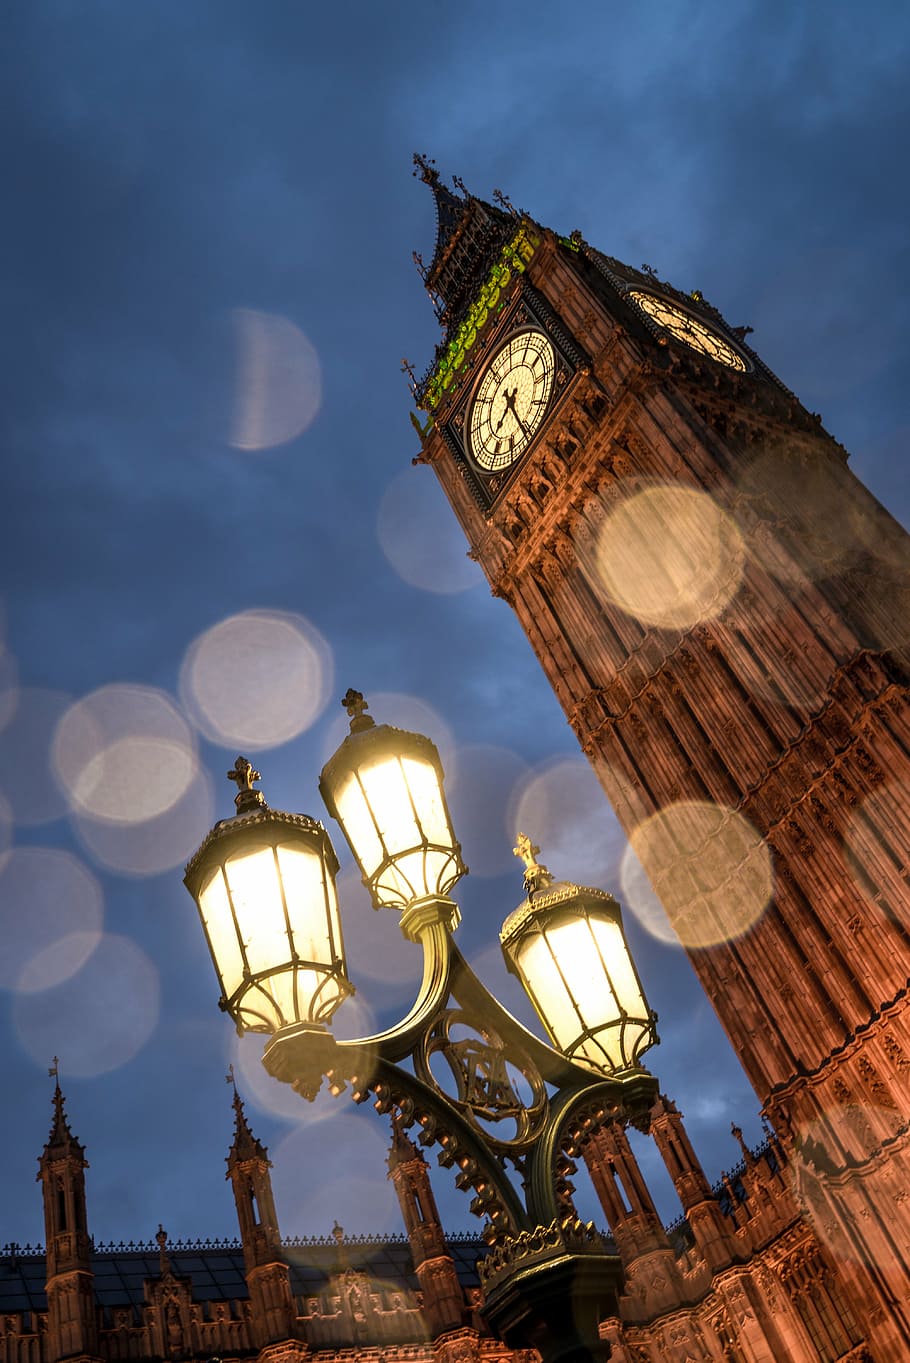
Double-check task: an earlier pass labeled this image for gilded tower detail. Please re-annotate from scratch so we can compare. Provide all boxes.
[411,158,910,1360]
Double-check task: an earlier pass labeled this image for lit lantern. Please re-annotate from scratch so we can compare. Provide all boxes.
[319,690,466,911]
[184,757,352,1035]
[501,834,657,1074]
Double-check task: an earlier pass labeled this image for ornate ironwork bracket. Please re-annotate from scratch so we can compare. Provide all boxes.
[260,898,656,1240]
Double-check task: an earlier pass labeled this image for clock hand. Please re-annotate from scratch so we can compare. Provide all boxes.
[495,386,530,436]
[495,386,518,433]
[503,387,530,437]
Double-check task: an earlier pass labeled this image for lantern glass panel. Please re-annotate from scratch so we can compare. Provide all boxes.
[511,908,653,1073]
[275,842,342,962]
[198,865,243,1000]
[591,914,646,1021]
[334,770,383,877]
[195,835,350,1033]
[225,845,288,981]
[515,929,578,1045]
[337,753,458,906]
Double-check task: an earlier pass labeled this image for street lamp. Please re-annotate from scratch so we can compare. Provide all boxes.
[184,693,659,1363]
[183,757,352,1036]
[501,835,655,1075]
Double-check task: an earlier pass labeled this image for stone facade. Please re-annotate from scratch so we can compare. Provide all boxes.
[0,1085,878,1363]
[410,162,910,1359]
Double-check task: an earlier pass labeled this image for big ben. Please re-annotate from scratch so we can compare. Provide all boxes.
[410,156,910,1358]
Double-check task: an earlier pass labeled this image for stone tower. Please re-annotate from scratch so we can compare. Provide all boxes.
[386,1119,472,1350]
[225,1081,296,1346]
[37,1079,99,1363]
[409,158,910,1359]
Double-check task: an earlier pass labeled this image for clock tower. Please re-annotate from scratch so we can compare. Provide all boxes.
[410,157,910,1359]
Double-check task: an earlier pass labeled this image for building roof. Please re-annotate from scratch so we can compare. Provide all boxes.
[0,1234,489,1317]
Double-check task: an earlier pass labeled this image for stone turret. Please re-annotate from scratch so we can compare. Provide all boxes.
[38,1076,100,1363]
[225,1080,296,1345]
[387,1120,469,1346]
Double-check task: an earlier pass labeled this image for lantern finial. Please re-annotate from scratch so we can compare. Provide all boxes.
[341,687,376,734]
[227,757,267,815]
[513,832,554,894]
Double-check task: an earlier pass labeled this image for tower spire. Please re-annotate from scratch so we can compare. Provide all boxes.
[44,1060,84,1159]
[227,1067,269,1165]
[38,1075,99,1362]
[412,154,513,336]
[387,1116,466,1338]
[412,153,469,264]
[225,1073,294,1345]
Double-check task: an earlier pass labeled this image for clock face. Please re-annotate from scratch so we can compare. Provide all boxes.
[628,291,749,371]
[468,329,556,472]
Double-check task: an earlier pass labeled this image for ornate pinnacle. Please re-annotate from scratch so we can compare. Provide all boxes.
[341,687,376,735]
[731,1122,755,1164]
[227,757,267,815]
[513,832,554,895]
[156,1225,171,1277]
[412,152,439,186]
[331,1220,349,1271]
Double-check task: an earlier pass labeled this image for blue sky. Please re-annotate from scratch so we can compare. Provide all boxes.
[1,1,908,1247]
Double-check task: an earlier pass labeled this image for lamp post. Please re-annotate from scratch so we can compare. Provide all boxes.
[184,691,659,1363]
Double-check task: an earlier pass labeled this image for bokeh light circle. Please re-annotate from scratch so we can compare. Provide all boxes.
[509,757,626,890]
[230,309,322,451]
[583,485,745,629]
[0,847,103,991]
[736,447,870,586]
[0,791,12,872]
[618,843,680,947]
[791,1102,906,1269]
[228,986,377,1126]
[231,1029,310,1123]
[843,781,906,914]
[73,762,214,877]
[337,867,423,992]
[0,643,20,735]
[180,610,333,749]
[447,744,530,878]
[0,688,73,825]
[53,685,197,825]
[273,1112,401,1241]
[13,933,159,1077]
[628,801,773,947]
[719,592,833,714]
[377,467,484,595]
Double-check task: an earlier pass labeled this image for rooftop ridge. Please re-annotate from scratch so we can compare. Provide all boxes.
[1,1230,493,1260]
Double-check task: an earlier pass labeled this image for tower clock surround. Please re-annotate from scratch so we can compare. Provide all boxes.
[627,289,751,370]
[411,161,910,1362]
[467,327,556,472]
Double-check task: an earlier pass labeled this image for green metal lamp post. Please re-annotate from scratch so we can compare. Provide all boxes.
[184,691,659,1363]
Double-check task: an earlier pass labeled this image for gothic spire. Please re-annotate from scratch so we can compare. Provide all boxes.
[412,153,514,336]
[412,153,468,265]
[42,1066,85,1165]
[226,1069,269,1167]
[387,1115,421,1173]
